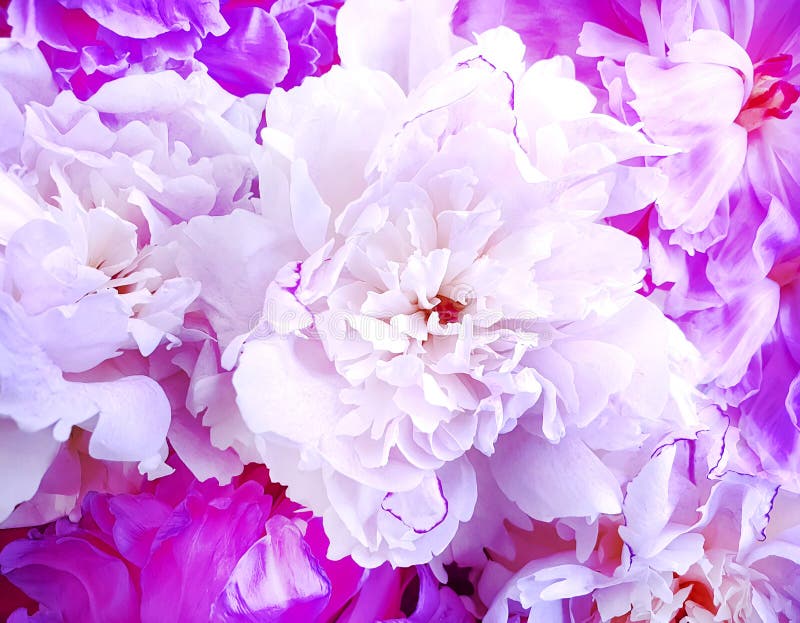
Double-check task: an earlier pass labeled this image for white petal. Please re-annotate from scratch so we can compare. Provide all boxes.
[233,338,344,443]
[491,430,623,521]
[0,421,60,523]
[82,376,171,463]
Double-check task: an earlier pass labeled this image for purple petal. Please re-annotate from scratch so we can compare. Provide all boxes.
[380,566,474,623]
[139,481,274,623]
[274,4,318,89]
[748,0,800,61]
[681,279,780,389]
[59,0,228,39]
[706,191,769,298]
[654,125,748,234]
[196,5,290,96]
[302,518,367,621]
[739,340,800,474]
[108,494,173,567]
[780,280,800,364]
[0,528,139,623]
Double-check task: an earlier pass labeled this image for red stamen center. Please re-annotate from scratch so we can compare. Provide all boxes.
[736,54,799,132]
[673,576,718,621]
[431,295,466,324]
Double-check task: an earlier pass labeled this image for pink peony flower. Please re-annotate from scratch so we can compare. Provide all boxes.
[455,0,800,493]
[574,0,800,492]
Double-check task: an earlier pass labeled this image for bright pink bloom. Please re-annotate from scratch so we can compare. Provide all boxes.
[0,463,474,623]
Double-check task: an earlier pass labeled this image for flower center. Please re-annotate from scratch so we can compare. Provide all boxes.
[736,54,800,132]
[672,576,718,621]
[430,295,466,324]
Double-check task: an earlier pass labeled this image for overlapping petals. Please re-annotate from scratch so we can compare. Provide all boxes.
[481,428,800,622]
[1,1,799,621]
[180,19,705,567]
[0,463,477,623]
[464,0,800,492]
[5,0,343,98]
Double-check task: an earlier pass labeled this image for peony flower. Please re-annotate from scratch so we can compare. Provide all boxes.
[13,68,262,231]
[0,167,189,525]
[0,66,262,525]
[5,0,343,99]
[575,0,800,243]
[0,462,475,623]
[458,0,800,492]
[573,0,800,492]
[178,8,703,568]
[480,428,800,622]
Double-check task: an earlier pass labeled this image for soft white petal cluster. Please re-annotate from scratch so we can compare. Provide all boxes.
[0,166,176,525]
[0,47,266,526]
[184,16,702,567]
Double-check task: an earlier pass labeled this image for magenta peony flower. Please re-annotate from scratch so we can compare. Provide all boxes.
[5,0,342,98]
[0,463,475,623]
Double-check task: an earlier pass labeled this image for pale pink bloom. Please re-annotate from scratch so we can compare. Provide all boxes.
[16,70,263,237]
[0,156,199,524]
[575,0,800,492]
[180,22,704,568]
[452,0,800,496]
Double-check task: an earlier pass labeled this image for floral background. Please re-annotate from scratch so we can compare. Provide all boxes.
[0,1,799,621]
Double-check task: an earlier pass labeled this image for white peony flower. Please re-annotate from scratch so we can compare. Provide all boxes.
[0,67,273,522]
[0,127,206,524]
[180,20,699,567]
[15,70,263,236]
[0,169,171,521]
[482,427,800,623]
